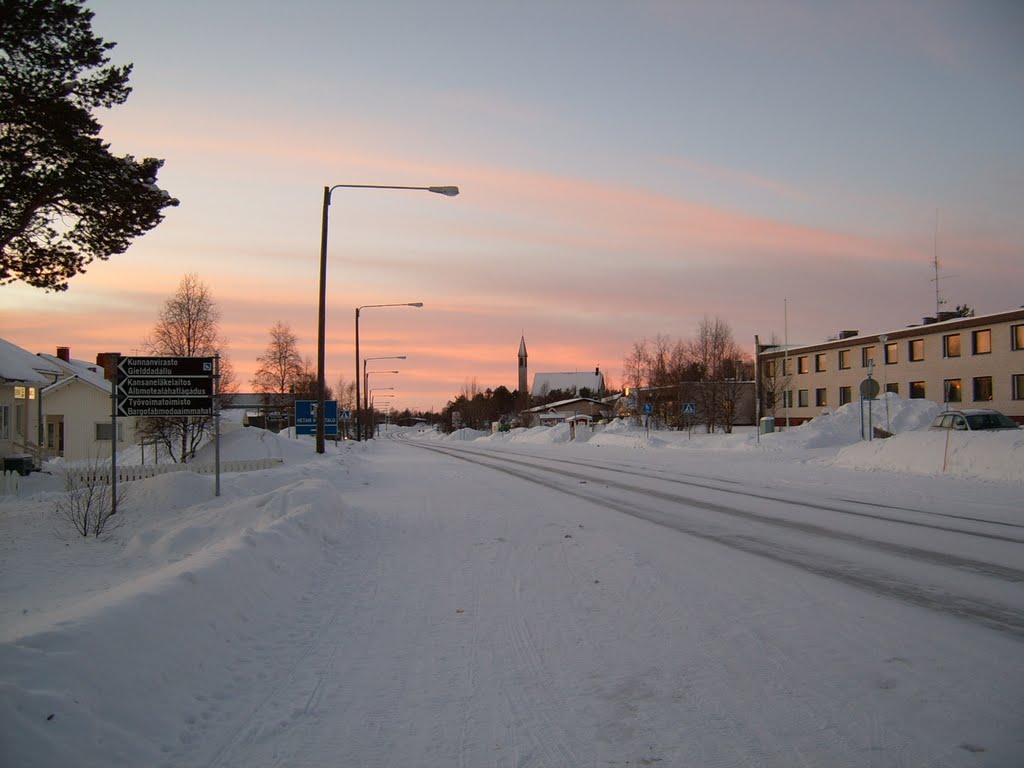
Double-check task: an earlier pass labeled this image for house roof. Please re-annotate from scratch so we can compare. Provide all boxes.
[524,396,606,413]
[37,354,112,394]
[530,370,604,397]
[0,338,61,385]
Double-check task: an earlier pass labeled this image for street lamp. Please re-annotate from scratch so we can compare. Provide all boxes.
[369,389,395,438]
[364,371,399,439]
[316,183,458,453]
[355,304,422,441]
[363,355,405,415]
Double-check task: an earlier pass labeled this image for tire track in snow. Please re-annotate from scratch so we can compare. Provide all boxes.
[399,439,1024,642]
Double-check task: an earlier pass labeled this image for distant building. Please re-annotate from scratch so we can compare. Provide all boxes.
[756,307,1024,425]
[531,367,605,399]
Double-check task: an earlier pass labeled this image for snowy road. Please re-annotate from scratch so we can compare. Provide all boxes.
[180,436,1024,768]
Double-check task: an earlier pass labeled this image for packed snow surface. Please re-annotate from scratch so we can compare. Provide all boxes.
[2,395,1022,767]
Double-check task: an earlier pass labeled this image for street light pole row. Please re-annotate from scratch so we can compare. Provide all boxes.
[316,183,458,453]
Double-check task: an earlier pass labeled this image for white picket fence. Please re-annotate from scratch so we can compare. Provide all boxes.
[65,458,284,486]
[0,458,284,496]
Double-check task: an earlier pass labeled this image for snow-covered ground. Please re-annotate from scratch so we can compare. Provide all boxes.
[1,395,1022,767]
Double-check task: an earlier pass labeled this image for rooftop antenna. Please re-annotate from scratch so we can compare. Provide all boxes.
[931,208,957,316]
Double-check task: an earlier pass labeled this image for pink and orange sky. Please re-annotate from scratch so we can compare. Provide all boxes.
[3,1,1022,412]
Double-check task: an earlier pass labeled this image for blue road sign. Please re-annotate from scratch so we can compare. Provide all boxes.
[643,403,653,414]
[682,402,697,416]
[295,400,338,436]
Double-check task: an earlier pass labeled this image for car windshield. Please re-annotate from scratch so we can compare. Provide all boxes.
[965,412,1018,429]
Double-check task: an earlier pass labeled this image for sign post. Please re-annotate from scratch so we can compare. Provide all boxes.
[295,400,338,438]
[112,356,218,504]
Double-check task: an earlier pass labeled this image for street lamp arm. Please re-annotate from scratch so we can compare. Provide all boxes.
[319,179,453,448]
[327,184,458,204]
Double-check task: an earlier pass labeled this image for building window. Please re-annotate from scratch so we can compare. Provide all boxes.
[884,342,898,364]
[798,389,809,407]
[815,388,827,407]
[972,329,991,355]
[784,358,794,376]
[1013,325,1024,351]
[764,360,775,378]
[783,390,793,408]
[973,376,993,402]
[95,423,125,442]
[861,346,875,367]
[838,350,851,370]
[909,339,924,362]
[1013,374,1024,400]
[839,386,852,405]
[943,334,961,358]
[814,353,827,372]
[909,381,926,399]
[886,382,899,395]
[943,378,962,403]
[0,404,9,440]
[798,356,809,374]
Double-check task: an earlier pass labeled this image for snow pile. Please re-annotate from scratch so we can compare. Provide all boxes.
[410,394,1023,482]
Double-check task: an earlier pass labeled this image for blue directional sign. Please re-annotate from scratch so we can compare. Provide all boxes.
[295,400,338,436]
[643,403,653,415]
[682,402,697,416]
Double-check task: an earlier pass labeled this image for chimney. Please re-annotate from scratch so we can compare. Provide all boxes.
[922,316,937,325]
[57,346,71,362]
[595,366,600,375]
[936,311,956,322]
[837,330,859,340]
[95,352,120,381]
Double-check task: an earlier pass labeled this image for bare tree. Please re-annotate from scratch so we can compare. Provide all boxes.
[251,321,304,412]
[138,273,231,462]
[54,456,124,539]
[686,316,742,433]
[759,334,792,420]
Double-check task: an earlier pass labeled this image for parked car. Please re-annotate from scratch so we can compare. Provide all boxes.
[930,409,1021,431]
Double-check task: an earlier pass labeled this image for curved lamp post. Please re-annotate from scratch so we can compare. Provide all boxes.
[355,304,422,441]
[363,355,406,423]
[316,184,458,453]
[365,371,399,440]
[369,389,395,437]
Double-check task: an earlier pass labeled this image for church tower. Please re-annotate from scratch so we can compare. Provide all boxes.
[518,335,528,406]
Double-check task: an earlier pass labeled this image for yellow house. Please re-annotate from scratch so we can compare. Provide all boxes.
[37,348,136,461]
[757,308,1024,425]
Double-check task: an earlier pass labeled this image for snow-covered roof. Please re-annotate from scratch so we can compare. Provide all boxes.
[531,371,604,397]
[0,338,61,385]
[524,396,605,413]
[37,354,112,393]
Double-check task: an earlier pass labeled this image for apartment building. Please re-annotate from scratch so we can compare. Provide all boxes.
[756,308,1024,425]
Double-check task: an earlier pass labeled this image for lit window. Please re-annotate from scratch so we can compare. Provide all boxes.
[884,342,898,364]
[909,339,924,362]
[838,350,851,370]
[861,346,875,367]
[815,388,827,407]
[1013,325,1024,351]
[943,334,961,358]
[972,329,991,355]
[839,386,852,405]
[798,356,809,374]
[815,353,827,372]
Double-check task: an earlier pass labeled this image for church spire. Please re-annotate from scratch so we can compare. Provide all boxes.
[518,335,528,405]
